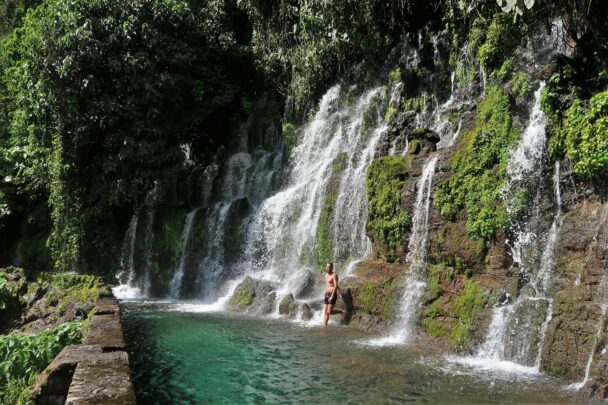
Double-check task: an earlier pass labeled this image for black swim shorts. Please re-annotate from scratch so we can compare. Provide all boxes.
[324,292,337,305]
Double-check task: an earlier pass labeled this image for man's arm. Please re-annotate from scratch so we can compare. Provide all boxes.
[330,274,342,299]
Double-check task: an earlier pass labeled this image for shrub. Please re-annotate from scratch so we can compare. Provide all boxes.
[434,86,520,240]
[366,157,410,254]
[0,321,86,404]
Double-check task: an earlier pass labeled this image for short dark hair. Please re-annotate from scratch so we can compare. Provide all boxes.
[326,262,333,270]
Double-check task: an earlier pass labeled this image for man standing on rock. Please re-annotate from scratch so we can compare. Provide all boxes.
[324,262,344,326]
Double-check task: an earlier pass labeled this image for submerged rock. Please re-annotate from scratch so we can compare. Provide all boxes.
[300,303,314,321]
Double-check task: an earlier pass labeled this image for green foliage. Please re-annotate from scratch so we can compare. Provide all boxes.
[0,0,41,36]
[282,122,298,152]
[0,272,17,310]
[559,91,608,177]
[511,71,532,98]
[239,1,438,116]
[366,156,410,254]
[434,86,520,240]
[0,320,86,404]
[476,13,519,70]
[0,0,254,272]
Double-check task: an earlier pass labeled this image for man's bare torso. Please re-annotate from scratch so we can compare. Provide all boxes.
[326,273,336,292]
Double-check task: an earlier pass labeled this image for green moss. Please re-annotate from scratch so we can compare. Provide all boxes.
[366,157,410,256]
[402,94,428,113]
[425,264,444,304]
[316,192,336,269]
[361,95,381,139]
[422,314,450,339]
[384,106,397,123]
[388,67,401,83]
[38,273,105,319]
[493,58,514,80]
[434,85,520,240]
[282,122,298,152]
[357,278,397,320]
[420,263,486,350]
[229,288,254,309]
[449,280,486,349]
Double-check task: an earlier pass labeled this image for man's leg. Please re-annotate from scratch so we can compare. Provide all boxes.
[323,304,329,326]
[329,306,344,315]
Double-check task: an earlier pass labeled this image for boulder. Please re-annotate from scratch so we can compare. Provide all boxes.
[228,276,277,315]
[294,270,323,299]
[300,303,314,321]
[278,294,297,317]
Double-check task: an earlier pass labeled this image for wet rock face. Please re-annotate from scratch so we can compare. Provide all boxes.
[502,298,549,366]
[228,276,276,314]
[539,198,608,387]
[344,261,405,333]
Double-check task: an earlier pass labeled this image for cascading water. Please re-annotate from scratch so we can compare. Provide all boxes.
[533,161,563,368]
[142,210,155,297]
[454,83,565,372]
[169,208,199,298]
[242,86,388,305]
[113,215,141,299]
[115,84,390,315]
[368,156,438,345]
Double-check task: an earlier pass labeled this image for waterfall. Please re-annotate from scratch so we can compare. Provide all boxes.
[533,161,563,368]
[242,86,386,291]
[465,83,564,370]
[112,214,142,299]
[142,209,155,297]
[384,157,439,345]
[114,85,388,308]
[169,209,198,298]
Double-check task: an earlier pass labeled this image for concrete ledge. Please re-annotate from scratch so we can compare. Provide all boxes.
[31,295,135,404]
[94,298,120,315]
[85,312,126,351]
[66,351,135,404]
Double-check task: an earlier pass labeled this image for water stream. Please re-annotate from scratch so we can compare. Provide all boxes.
[452,83,565,373]
[368,156,438,346]
[169,208,199,298]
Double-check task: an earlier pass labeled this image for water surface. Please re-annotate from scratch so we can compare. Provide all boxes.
[122,302,589,404]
